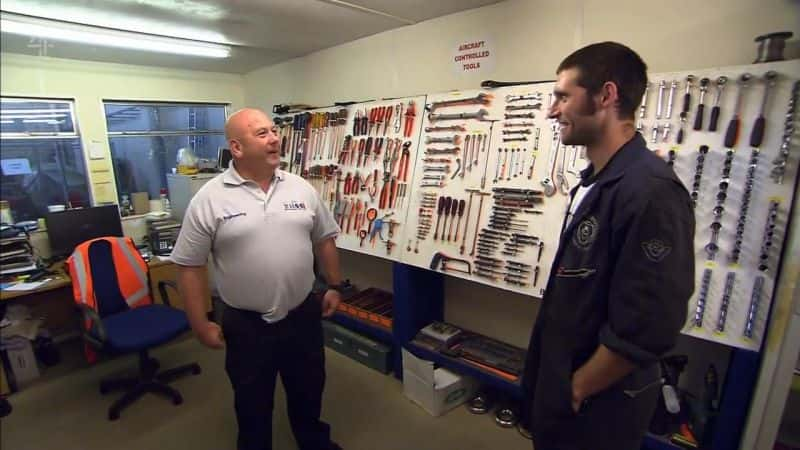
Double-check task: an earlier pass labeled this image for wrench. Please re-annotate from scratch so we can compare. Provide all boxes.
[693,77,710,131]
[429,109,489,122]
[723,73,752,148]
[506,93,542,103]
[556,141,570,194]
[656,80,666,119]
[505,112,536,120]
[506,103,542,111]
[749,70,778,148]
[639,82,650,119]
[426,135,461,145]
[708,76,728,132]
[540,125,559,197]
[430,93,492,111]
[666,80,678,119]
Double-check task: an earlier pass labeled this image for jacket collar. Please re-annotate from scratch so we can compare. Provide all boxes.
[223,163,284,186]
[558,132,649,246]
[578,132,646,188]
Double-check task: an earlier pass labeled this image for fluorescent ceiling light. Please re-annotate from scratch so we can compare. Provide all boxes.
[0,12,230,58]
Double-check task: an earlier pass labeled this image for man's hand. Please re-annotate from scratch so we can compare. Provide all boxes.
[571,377,586,413]
[194,321,225,349]
[321,289,341,317]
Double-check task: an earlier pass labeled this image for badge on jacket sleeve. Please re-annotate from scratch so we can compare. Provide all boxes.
[573,216,599,250]
[641,238,672,262]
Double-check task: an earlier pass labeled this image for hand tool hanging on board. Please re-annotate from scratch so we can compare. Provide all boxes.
[441,197,453,241]
[453,199,466,243]
[429,252,472,275]
[429,93,492,111]
[469,192,491,257]
[393,103,403,134]
[460,190,477,255]
[429,109,489,122]
[708,76,728,132]
[666,80,678,120]
[676,75,695,144]
[724,73,753,148]
[433,196,446,241]
[383,105,393,136]
[655,80,666,119]
[693,78,710,131]
[404,101,417,138]
[749,71,778,148]
[397,142,411,181]
[447,198,460,241]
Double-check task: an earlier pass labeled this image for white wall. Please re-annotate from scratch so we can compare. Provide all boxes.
[0,52,246,204]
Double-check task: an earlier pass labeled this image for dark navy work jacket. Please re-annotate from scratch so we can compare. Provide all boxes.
[523,133,695,449]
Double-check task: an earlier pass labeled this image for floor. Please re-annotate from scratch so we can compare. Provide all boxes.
[1,336,531,450]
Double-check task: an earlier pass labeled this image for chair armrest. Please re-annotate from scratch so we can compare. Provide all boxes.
[158,280,179,308]
[75,304,107,348]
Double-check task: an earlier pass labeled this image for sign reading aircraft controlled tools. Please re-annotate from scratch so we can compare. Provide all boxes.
[453,38,494,75]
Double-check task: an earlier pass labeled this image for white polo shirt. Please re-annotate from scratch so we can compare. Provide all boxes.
[171,165,340,322]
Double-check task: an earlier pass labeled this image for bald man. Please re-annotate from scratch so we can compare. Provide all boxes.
[173,108,344,450]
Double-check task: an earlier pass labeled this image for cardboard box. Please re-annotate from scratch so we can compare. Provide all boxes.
[402,348,477,416]
[1,336,40,390]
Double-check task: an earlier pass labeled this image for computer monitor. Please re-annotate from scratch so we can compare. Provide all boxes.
[45,205,124,259]
[218,147,232,169]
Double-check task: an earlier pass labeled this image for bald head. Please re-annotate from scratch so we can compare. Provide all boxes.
[225,108,271,141]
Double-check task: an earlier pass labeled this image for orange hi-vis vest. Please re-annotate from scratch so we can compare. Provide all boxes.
[67,237,152,361]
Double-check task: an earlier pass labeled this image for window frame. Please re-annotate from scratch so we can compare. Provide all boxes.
[0,96,82,139]
[103,100,229,137]
[0,96,94,213]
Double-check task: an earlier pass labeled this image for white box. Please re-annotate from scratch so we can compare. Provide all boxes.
[402,349,477,416]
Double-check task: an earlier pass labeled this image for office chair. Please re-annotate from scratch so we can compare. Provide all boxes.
[70,237,200,421]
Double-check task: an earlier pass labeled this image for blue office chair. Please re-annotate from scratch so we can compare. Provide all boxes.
[73,238,200,421]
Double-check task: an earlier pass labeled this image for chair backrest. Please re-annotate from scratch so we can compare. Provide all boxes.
[87,239,129,317]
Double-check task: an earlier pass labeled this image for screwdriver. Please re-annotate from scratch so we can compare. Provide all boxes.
[723,73,752,148]
[433,196,445,240]
[749,71,778,148]
[453,199,466,243]
[441,197,453,242]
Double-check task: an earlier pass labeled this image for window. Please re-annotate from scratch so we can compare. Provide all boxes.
[104,102,227,202]
[0,98,91,222]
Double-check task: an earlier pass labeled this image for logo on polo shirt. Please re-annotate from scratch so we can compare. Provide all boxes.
[222,212,247,221]
[283,201,307,211]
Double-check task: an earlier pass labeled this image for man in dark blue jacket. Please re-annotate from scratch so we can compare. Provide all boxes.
[523,42,695,450]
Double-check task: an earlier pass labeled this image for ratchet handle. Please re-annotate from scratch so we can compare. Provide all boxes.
[693,104,705,131]
[709,106,721,132]
[749,116,765,148]
[724,117,739,149]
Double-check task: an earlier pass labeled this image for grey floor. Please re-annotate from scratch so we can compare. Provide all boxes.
[1,336,531,450]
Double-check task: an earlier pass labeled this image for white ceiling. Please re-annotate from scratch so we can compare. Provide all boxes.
[0,0,503,74]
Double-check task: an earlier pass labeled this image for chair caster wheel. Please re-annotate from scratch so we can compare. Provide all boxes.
[108,411,120,421]
[173,395,183,405]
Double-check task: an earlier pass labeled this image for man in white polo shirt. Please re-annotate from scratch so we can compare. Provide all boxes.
[172,108,343,450]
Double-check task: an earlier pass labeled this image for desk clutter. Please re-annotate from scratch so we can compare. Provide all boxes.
[0,234,37,276]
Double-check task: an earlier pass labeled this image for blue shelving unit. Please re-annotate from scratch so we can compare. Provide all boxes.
[330,260,758,450]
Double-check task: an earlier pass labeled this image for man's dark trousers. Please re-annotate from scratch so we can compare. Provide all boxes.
[222,295,332,450]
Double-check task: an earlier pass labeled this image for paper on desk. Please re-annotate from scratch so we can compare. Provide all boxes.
[4,279,51,291]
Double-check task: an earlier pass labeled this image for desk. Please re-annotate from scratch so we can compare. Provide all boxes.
[0,257,208,337]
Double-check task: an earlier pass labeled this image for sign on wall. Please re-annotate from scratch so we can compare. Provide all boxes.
[452,38,494,75]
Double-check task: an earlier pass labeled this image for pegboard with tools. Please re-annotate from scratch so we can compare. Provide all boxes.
[643,60,799,351]
[285,96,426,260]
[276,60,799,352]
[400,87,584,298]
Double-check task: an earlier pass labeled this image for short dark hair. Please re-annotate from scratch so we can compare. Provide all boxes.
[557,42,648,120]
